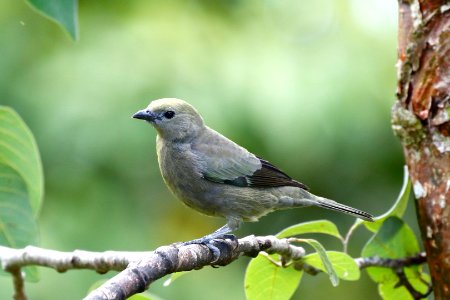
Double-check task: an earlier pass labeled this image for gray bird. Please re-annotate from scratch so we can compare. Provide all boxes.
[133,98,373,244]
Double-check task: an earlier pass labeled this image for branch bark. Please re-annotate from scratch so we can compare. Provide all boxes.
[1,237,429,300]
[392,1,450,298]
[1,236,305,300]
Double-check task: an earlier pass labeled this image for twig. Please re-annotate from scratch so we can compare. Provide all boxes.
[0,246,150,273]
[7,267,26,300]
[354,252,431,299]
[354,252,426,269]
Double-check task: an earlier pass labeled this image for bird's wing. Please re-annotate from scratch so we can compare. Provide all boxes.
[192,129,309,190]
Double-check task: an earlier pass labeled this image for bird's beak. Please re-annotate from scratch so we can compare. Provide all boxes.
[132,109,157,122]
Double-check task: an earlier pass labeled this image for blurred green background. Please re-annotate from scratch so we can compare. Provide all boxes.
[0,0,420,299]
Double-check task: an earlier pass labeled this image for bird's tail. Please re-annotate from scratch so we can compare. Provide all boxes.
[277,188,374,222]
[314,197,374,222]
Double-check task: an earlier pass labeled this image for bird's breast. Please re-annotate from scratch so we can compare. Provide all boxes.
[156,139,214,214]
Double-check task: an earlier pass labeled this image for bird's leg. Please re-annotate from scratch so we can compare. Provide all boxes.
[183,217,241,245]
[181,217,242,262]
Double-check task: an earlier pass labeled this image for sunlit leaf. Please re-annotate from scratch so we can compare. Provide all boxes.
[245,253,303,300]
[299,239,339,286]
[277,220,343,240]
[0,163,40,281]
[25,0,78,40]
[303,251,360,281]
[0,164,39,248]
[378,269,430,300]
[0,106,44,216]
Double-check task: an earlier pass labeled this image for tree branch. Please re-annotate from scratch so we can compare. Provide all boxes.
[0,238,429,300]
[1,235,304,300]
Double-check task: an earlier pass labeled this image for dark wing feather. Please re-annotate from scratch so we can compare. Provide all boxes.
[210,158,309,191]
[246,158,309,190]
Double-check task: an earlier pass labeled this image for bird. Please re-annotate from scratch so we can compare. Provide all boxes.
[133,98,373,245]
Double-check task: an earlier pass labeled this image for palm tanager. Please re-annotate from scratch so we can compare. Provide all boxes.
[133,98,373,244]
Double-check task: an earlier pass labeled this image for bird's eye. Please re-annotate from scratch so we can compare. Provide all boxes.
[164,111,175,119]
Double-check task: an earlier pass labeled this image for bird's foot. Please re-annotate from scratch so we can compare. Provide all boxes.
[222,234,237,241]
[181,234,237,263]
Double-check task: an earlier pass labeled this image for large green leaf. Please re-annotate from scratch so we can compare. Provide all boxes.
[0,163,40,281]
[0,106,44,216]
[0,164,39,248]
[303,251,360,281]
[25,0,78,40]
[245,254,303,300]
[277,220,343,240]
[299,239,339,286]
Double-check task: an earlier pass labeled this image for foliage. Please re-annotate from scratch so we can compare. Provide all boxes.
[0,107,42,281]
[243,167,429,300]
[362,217,430,299]
[25,0,78,39]
[0,107,44,216]
[245,253,303,300]
[1,0,406,299]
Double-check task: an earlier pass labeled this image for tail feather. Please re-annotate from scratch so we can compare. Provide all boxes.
[316,197,374,222]
[278,188,374,222]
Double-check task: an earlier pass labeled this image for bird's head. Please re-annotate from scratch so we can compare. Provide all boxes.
[133,98,204,142]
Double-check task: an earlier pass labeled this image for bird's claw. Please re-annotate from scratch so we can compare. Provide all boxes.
[181,235,236,264]
[222,234,237,241]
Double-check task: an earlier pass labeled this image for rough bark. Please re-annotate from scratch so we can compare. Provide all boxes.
[1,240,428,300]
[392,0,450,298]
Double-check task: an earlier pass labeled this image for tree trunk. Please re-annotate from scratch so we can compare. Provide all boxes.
[392,1,450,299]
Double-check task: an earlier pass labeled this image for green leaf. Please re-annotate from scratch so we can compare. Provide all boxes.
[362,217,420,284]
[361,217,426,300]
[25,0,78,40]
[303,251,360,281]
[0,164,39,248]
[163,271,189,286]
[276,220,343,240]
[245,253,303,300]
[379,269,430,300]
[299,239,339,286]
[379,281,414,300]
[362,217,430,299]
[364,166,411,232]
[0,163,40,281]
[0,106,44,216]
